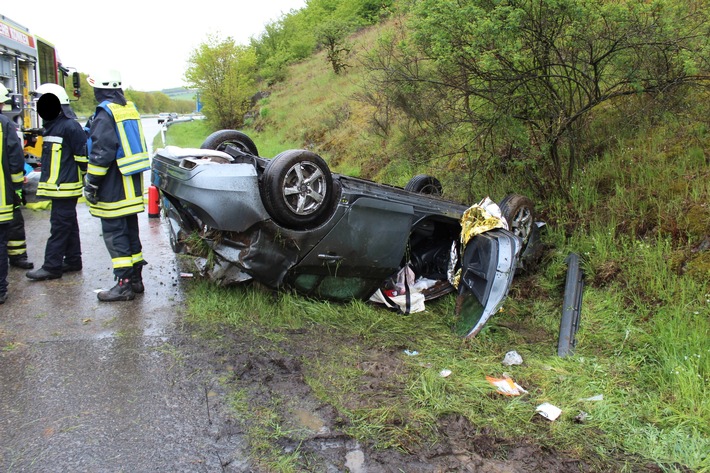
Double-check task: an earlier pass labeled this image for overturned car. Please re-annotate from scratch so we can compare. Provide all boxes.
[151,130,543,337]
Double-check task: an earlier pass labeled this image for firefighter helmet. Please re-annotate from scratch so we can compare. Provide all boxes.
[0,84,10,103]
[34,83,70,104]
[87,69,122,89]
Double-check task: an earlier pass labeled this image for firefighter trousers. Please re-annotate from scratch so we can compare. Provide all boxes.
[7,205,28,259]
[43,198,82,273]
[0,223,8,294]
[101,214,143,280]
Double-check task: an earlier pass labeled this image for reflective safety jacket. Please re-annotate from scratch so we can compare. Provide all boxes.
[86,99,148,219]
[0,115,25,223]
[96,101,150,176]
[37,112,88,199]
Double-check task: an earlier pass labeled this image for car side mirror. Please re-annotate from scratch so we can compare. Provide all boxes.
[72,72,81,99]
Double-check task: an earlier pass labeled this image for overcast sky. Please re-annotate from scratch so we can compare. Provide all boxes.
[2,0,307,91]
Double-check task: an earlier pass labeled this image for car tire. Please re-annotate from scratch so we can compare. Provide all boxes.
[499,194,535,244]
[405,174,443,196]
[200,129,259,156]
[259,149,335,230]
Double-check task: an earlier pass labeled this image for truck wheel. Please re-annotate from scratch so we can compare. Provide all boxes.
[200,130,259,156]
[405,175,443,196]
[259,150,336,230]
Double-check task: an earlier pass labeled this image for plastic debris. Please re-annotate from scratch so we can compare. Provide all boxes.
[486,376,528,396]
[536,403,562,421]
[403,350,419,356]
[439,369,452,378]
[574,411,588,423]
[180,272,194,278]
[502,350,523,366]
[579,394,603,401]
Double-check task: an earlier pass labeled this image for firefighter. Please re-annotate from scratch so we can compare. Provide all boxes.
[6,162,34,270]
[83,69,149,302]
[0,83,26,304]
[25,84,87,281]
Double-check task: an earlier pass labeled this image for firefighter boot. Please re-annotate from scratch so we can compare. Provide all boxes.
[10,255,34,269]
[97,278,135,302]
[132,264,145,294]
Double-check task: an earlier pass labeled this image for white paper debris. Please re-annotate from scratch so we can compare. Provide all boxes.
[502,351,523,366]
[536,403,562,421]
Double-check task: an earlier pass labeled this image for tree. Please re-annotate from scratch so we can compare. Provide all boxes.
[315,19,353,74]
[369,0,710,196]
[185,35,258,130]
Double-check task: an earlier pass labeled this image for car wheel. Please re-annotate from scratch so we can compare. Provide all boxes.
[405,174,443,196]
[499,194,535,244]
[200,130,259,156]
[260,150,335,230]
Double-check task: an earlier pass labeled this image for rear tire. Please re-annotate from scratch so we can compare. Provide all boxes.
[259,150,336,230]
[200,130,259,156]
[405,175,443,196]
[499,194,535,245]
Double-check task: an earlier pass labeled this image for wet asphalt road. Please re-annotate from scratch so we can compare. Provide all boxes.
[0,203,248,472]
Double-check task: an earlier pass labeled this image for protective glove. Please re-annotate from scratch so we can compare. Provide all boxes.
[14,188,24,206]
[83,181,99,205]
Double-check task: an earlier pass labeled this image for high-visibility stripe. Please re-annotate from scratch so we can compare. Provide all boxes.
[131,252,144,265]
[88,163,109,176]
[47,138,62,187]
[112,256,133,270]
[0,126,5,222]
[87,195,145,218]
[7,239,26,256]
[0,204,12,222]
[99,101,150,176]
[0,126,21,222]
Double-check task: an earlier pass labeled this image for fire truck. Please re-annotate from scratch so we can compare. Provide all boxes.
[0,13,80,164]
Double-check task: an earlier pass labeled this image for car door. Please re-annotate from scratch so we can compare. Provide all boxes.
[289,197,414,301]
[455,228,521,338]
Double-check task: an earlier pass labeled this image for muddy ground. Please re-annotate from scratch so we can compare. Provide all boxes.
[175,323,597,472]
[1,205,658,472]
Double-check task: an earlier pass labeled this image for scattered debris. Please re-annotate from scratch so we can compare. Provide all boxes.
[579,394,603,402]
[574,411,588,423]
[536,403,562,421]
[502,350,523,366]
[440,369,452,378]
[403,350,419,356]
[486,376,528,396]
[179,272,194,278]
[558,253,584,357]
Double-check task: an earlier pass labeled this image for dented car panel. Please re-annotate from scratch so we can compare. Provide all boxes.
[151,130,539,337]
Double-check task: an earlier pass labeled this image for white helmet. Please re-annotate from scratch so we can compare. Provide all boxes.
[34,83,70,104]
[0,84,9,103]
[87,69,122,89]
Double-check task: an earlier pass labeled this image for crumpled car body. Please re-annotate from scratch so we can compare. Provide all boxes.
[150,130,542,337]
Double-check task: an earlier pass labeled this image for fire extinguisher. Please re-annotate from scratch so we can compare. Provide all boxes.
[148,185,160,218]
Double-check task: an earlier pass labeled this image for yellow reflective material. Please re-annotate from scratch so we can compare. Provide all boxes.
[112,256,133,269]
[88,163,109,176]
[116,153,150,175]
[459,202,506,246]
[107,104,140,123]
